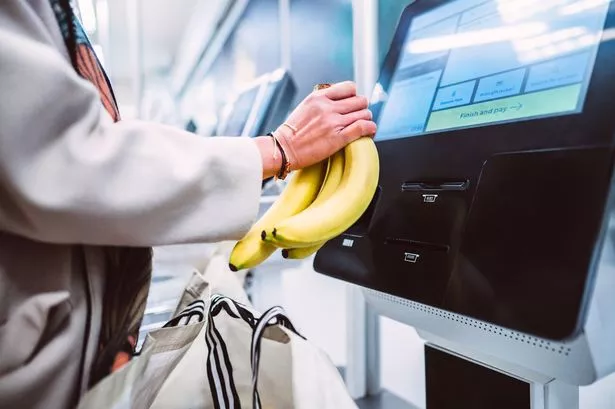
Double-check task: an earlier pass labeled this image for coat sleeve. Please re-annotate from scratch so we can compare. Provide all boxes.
[0,1,263,246]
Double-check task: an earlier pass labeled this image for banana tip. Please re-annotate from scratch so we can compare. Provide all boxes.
[281,249,289,259]
[272,228,277,238]
[229,263,238,272]
[260,230,266,241]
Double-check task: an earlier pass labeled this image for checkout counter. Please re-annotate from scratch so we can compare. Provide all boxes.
[315,0,615,408]
[216,68,297,138]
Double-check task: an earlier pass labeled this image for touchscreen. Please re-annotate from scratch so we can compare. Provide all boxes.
[375,0,611,141]
[220,86,260,136]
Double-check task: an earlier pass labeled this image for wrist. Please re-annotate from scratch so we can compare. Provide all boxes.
[273,125,296,174]
[254,136,282,179]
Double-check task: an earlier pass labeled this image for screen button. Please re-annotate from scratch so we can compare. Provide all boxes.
[432,80,476,111]
[474,68,526,103]
[426,83,581,132]
[525,52,590,93]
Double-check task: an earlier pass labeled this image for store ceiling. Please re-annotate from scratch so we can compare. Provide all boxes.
[105,0,199,80]
[98,0,199,113]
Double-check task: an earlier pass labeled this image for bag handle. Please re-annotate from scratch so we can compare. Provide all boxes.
[249,305,303,409]
[204,295,303,409]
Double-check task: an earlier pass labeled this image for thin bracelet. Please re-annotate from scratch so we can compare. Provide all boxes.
[281,122,297,134]
[271,133,278,161]
[267,133,291,180]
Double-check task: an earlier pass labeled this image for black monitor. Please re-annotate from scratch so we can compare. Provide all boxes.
[216,80,263,137]
[314,0,615,340]
[216,69,296,137]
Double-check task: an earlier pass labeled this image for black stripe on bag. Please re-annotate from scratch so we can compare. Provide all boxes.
[163,311,204,328]
[249,306,304,409]
[210,296,258,329]
[210,315,241,408]
[205,316,227,408]
[180,300,207,314]
[205,325,222,408]
[206,314,235,408]
[212,301,239,319]
[206,298,243,409]
[206,296,304,409]
[162,300,206,328]
[250,306,283,408]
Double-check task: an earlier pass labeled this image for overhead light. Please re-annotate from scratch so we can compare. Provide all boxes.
[559,0,611,16]
[497,0,569,22]
[407,22,549,54]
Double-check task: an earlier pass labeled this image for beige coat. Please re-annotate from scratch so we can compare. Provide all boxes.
[0,1,263,407]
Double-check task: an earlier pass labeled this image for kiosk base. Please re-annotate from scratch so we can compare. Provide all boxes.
[425,344,579,409]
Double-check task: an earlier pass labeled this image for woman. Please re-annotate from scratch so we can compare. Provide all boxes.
[0,1,377,408]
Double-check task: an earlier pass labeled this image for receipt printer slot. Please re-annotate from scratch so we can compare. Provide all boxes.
[401,180,469,192]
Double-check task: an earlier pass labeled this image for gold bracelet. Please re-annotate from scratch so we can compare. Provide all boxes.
[281,122,297,135]
[271,133,278,161]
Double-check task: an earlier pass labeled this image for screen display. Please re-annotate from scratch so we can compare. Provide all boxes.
[220,86,261,136]
[375,0,611,141]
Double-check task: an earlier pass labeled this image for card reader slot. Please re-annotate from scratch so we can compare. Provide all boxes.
[401,180,469,192]
[384,238,449,253]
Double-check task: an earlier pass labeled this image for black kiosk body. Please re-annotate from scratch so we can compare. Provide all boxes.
[314,1,615,408]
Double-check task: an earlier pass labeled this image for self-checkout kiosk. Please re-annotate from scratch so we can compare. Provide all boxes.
[139,69,296,342]
[315,1,615,407]
[216,68,297,137]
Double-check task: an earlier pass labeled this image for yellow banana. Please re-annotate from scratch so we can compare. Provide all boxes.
[264,137,379,248]
[281,150,345,259]
[282,246,322,260]
[228,161,327,271]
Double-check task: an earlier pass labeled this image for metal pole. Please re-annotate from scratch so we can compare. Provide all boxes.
[362,0,381,394]
[279,0,292,70]
[346,0,380,399]
[345,286,367,399]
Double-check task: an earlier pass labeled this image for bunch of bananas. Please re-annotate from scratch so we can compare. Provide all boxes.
[228,87,379,272]
[228,137,379,271]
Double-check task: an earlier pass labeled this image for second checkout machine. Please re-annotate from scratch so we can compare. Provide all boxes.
[140,68,296,338]
[315,1,615,408]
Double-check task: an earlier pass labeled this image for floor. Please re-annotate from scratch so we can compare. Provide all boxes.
[356,392,420,409]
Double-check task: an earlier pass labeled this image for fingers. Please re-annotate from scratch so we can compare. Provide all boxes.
[340,109,372,126]
[339,119,378,143]
[321,81,357,100]
[335,95,369,115]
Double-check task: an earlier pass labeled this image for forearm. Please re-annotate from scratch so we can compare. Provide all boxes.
[0,117,264,246]
[0,6,263,246]
[254,136,283,179]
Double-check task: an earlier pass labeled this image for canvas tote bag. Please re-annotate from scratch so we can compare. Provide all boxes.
[78,268,357,408]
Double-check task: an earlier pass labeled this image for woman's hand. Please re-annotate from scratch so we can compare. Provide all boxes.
[255,81,377,178]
